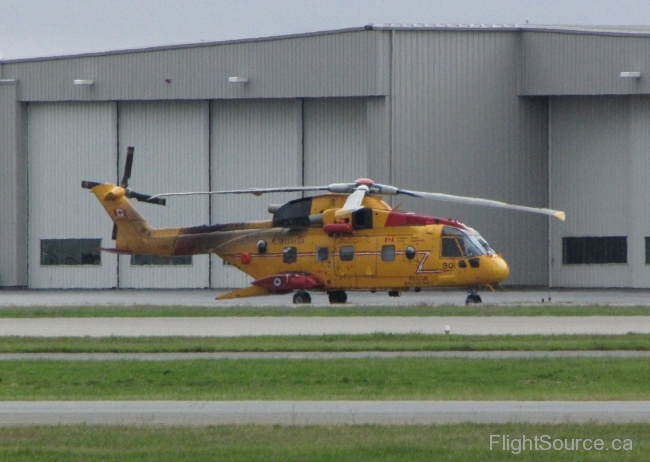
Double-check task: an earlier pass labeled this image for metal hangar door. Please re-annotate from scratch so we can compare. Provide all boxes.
[303,98,369,186]
[27,102,118,288]
[117,101,210,288]
[210,99,302,289]
[549,96,650,289]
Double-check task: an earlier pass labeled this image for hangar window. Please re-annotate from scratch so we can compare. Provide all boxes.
[339,245,354,261]
[645,237,650,265]
[562,237,627,264]
[283,246,298,264]
[131,255,192,266]
[40,239,101,266]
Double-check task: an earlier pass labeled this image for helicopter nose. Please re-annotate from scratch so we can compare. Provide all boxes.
[491,255,510,282]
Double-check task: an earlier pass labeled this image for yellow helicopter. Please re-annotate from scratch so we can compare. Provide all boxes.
[82,147,565,304]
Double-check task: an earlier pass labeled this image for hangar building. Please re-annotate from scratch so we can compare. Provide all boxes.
[2,24,650,290]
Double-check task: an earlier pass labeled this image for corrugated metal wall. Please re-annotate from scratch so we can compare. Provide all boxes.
[27,102,118,288]
[303,98,369,186]
[0,82,27,287]
[549,96,650,288]
[522,32,650,96]
[210,99,302,288]
[391,31,550,286]
[4,31,387,102]
[117,101,210,288]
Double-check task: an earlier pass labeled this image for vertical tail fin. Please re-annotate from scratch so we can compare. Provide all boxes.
[85,183,153,248]
[82,146,168,252]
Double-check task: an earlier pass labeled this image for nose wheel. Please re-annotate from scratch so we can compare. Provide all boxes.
[465,287,482,305]
[328,290,347,304]
[293,291,312,304]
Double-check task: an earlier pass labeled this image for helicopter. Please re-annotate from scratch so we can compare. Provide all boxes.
[82,147,565,305]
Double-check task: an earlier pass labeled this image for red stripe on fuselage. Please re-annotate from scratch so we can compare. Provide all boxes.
[384,211,469,230]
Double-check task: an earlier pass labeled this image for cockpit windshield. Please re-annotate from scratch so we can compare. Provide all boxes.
[441,226,494,258]
[465,226,496,256]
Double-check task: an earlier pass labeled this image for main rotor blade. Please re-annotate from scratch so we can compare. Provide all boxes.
[120,146,134,187]
[126,189,167,206]
[397,189,566,221]
[335,185,368,217]
[148,185,352,200]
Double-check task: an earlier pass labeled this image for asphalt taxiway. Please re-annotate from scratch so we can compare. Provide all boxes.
[2,315,650,336]
[2,288,650,307]
[2,401,649,425]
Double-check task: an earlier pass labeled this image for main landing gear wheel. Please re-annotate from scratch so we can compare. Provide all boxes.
[293,291,312,304]
[328,290,347,304]
[465,288,482,305]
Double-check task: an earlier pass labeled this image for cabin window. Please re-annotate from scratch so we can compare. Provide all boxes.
[283,246,298,264]
[381,245,395,262]
[404,246,416,260]
[441,235,463,257]
[316,247,329,262]
[562,237,627,264]
[40,239,101,266]
[131,255,192,266]
[339,245,354,261]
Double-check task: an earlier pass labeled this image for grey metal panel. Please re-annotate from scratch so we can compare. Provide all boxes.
[391,30,549,286]
[549,96,633,287]
[629,97,650,288]
[522,32,650,96]
[303,98,369,186]
[27,102,118,288]
[3,31,388,102]
[210,99,302,288]
[117,101,210,289]
[0,82,27,286]
[366,96,391,185]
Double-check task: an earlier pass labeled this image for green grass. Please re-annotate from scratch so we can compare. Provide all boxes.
[1,333,650,353]
[0,357,649,400]
[2,304,650,317]
[0,424,647,461]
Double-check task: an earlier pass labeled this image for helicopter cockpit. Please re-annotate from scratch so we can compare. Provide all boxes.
[441,225,495,258]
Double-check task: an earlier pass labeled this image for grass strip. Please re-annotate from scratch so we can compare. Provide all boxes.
[1,333,650,353]
[0,357,648,400]
[2,304,650,317]
[0,423,648,462]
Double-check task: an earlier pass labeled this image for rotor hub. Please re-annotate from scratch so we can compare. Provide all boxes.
[354,178,375,186]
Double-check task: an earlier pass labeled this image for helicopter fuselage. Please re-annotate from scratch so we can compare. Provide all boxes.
[215,223,510,292]
[90,184,509,299]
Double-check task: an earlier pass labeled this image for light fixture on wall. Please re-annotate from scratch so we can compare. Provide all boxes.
[620,71,641,78]
[228,76,249,83]
[73,79,94,85]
